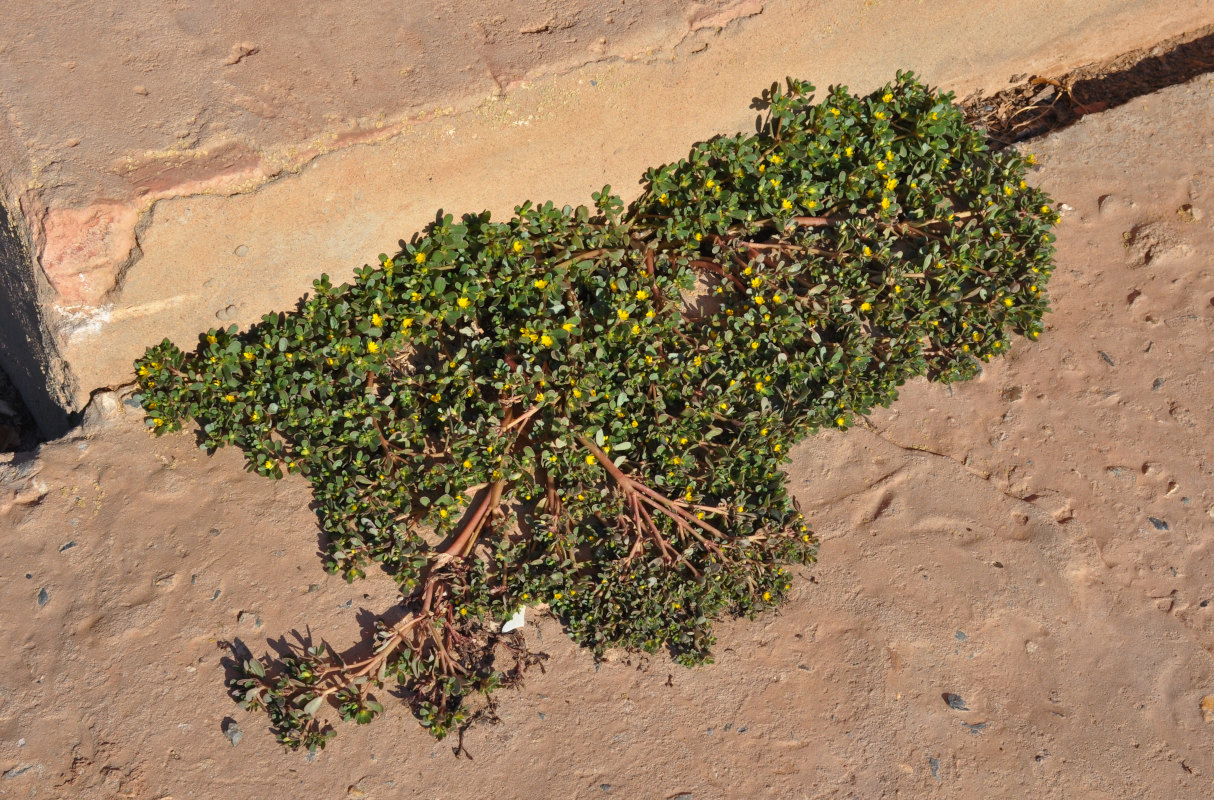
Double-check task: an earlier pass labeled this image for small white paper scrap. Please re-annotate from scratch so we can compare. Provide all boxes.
[500,606,526,633]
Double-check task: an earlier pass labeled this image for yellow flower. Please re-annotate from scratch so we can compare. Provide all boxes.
[572,388,582,398]
[860,301,872,312]
[658,193,669,205]
[411,291,422,302]
[636,289,650,301]
[631,324,641,335]
[371,313,382,327]
[754,381,764,391]
[585,455,596,465]
[512,240,525,253]
[835,416,845,426]
[885,178,898,191]
[457,297,471,309]
[224,394,235,403]
[844,146,853,157]
[243,351,255,361]
[770,154,783,164]
[882,92,893,102]
[264,460,273,469]
[534,279,548,289]
[402,317,414,329]
[881,196,891,210]
[894,285,902,294]
[153,418,164,427]
[830,108,840,116]
[540,334,553,346]
[873,110,886,120]
[645,310,655,320]
[705,179,716,189]
[367,341,379,353]
[754,295,765,305]
[562,322,574,332]
[750,276,762,288]
[1027,153,1036,165]
[1040,205,1050,214]
[414,252,426,264]
[750,341,759,350]
[553,592,563,600]
[617,308,629,321]
[876,160,885,170]
[1003,298,1014,307]
[781,198,793,210]
[863,246,873,257]
[207,334,217,344]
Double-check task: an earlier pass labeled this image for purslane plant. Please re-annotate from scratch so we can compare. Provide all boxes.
[134,73,1056,752]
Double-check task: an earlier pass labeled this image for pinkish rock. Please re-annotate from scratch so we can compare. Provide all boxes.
[686,0,764,31]
[39,202,139,307]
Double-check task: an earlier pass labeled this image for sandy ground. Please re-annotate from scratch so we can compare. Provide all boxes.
[3,45,1214,800]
